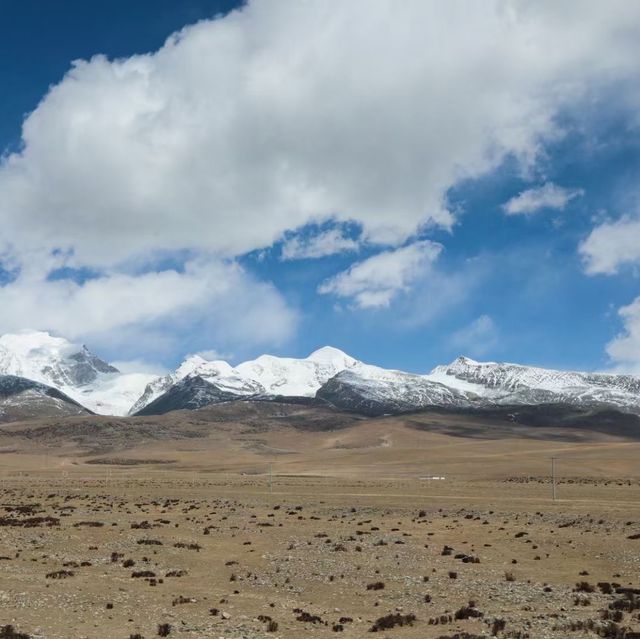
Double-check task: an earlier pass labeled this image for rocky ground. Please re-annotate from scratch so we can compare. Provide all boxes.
[0,474,637,639]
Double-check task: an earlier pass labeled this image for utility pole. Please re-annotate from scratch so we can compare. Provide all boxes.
[551,457,557,501]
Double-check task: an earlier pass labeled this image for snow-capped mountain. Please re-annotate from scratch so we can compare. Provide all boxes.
[0,331,117,386]
[129,354,265,414]
[131,346,358,414]
[0,331,155,416]
[134,350,640,417]
[317,363,474,416]
[236,346,358,396]
[2,329,640,420]
[428,356,640,412]
[135,375,253,416]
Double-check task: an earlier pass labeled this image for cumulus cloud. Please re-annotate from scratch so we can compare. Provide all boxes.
[503,183,584,215]
[450,315,499,357]
[2,0,640,269]
[281,228,359,260]
[1,0,640,354]
[579,217,640,275]
[606,297,640,373]
[318,241,442,308]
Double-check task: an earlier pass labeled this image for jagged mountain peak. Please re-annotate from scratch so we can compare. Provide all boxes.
[432,355,498,376]
[0,329,118,385]
[0,330,156,416]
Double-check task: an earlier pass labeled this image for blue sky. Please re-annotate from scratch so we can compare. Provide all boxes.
[0,0,639,374]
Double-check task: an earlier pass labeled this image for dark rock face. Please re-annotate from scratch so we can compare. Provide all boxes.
[0,375,91,421]
[41,350,119,387]
[0,374,87,407]
[135,376,247,416]
[315,376,403,416]
[315,370,472,417]
[69,350,119,377]
[0,375,47,399]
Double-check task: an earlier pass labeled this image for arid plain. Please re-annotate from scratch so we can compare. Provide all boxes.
[0,403,638,638]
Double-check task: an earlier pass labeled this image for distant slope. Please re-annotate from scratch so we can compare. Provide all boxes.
[407,403,640,441]
[0,375,91,422]
[135,375,249,416]
[1,400,639,487]
[0,401,361,454]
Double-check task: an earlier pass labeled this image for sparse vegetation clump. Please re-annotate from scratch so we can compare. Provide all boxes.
[454,602,483,620]
[0,626,32,639]
[370,613,416,632]
[45,570,74,579]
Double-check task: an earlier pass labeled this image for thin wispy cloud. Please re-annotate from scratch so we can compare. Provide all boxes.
[503,183,584,215]
[450,315,499,358]
[281,229,359,261]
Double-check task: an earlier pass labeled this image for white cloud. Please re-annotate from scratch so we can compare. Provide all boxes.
[579,217,640,275]
[450,315,499,357]
[503,183,584,215]
[2,0,640,271]
[0,258,297,359]
[606,297,640,373]
[193,349,228,361]
[111,359,169,376]
[281,228,359,260]
[1,0,640,354]
[318,241,442,308]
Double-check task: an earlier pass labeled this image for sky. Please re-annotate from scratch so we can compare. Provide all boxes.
[0,0,640,374]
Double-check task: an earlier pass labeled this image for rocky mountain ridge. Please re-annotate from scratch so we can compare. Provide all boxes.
[1,331,639,420]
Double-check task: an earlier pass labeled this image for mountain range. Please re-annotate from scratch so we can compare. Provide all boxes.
[1,330,639,423]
